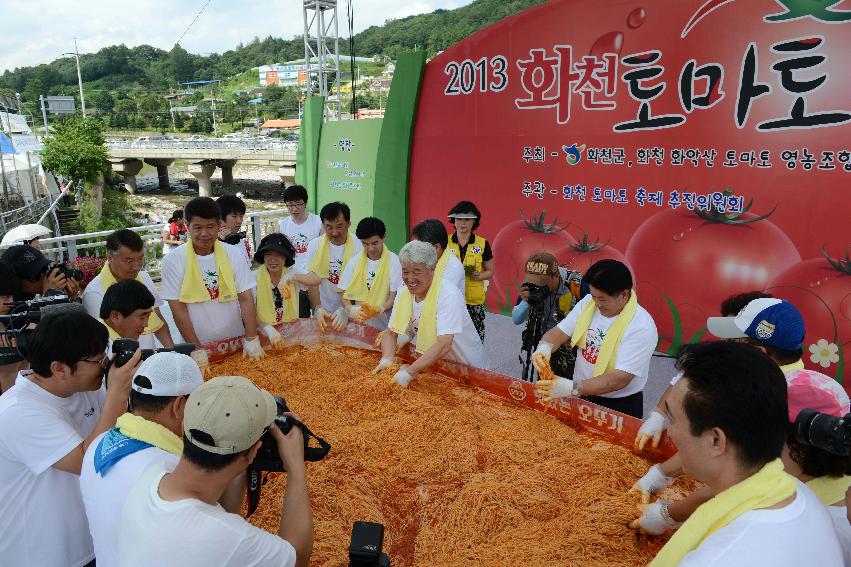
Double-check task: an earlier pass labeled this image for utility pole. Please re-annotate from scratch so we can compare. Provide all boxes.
[39,95,49,135]
[74,38,86,116]
[63,41,86,116]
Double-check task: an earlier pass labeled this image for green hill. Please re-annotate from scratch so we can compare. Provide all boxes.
[0,0,547,132]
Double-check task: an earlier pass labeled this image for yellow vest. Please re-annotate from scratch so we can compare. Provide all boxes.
[447,234,487,306]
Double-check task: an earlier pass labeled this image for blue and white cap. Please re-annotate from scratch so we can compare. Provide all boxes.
[707,298,805,351]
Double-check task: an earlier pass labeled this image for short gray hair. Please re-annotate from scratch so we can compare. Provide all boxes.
[399,240,437,269]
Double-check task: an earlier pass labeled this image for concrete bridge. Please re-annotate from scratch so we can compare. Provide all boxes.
[107,140,297,196]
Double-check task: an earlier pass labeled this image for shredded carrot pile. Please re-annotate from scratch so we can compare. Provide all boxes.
[356,304,382,323]
[211,345,696,567]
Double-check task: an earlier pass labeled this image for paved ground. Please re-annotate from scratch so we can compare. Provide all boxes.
[159,306,673,419]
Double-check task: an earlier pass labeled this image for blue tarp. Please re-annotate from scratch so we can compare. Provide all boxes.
[247,98,265,105]
[0,132,17,154]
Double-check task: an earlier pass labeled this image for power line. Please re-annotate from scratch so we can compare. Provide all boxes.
[174,0,214,47]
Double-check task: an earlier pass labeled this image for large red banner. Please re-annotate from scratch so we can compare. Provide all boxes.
[408,0,851,389]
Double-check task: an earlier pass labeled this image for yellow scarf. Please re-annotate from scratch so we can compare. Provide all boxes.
[806,475,851,506]
[256,265,298,325]
[650,459,797,567]
[116,412,183,456]
[571,290,638,376]
[98,263,164,335]
[343,246,391,309]
[780,359,805,375]
[389,250,450,353]
[307,234,354,279]
[179,240,237,303]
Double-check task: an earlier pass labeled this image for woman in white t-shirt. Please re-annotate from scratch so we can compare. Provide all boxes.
[374,241,485,388]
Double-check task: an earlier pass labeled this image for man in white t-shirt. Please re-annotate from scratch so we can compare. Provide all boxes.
[645,341,843,567]
[532,259,657,419]
[80,352,204,567]
[161,197,263,375]
[375,241,485,387]
[82,229,173,349]
[532,260,658,419]
[338,217,403,331]
[302,201,363,326]
[278,185,323,317]
[216,195,252,268]
[118,375,313,567]
[411,218,465,293]
[0,309,141,567]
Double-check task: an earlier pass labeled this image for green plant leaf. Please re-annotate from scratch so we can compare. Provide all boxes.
[688,327,708,344]
[663,295,684,356]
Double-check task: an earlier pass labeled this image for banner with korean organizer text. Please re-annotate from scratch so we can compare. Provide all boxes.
[315,118,383,228]
[408,0,851,389]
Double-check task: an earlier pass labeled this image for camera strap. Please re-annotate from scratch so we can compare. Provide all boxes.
[244,421,331,518]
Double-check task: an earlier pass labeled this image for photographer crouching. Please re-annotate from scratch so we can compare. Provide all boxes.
[1,243,82,301]
[513,252,583,382]
[0,309,142,566]
[118,375,313,567]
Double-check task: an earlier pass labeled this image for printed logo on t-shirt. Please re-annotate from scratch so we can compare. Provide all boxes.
[366,270,376,290]
[327,259,343,285]
[292,232,309,255]
[84,406,95,417]
[203,269,219,300]
[471,245,482,255]
[582,327,606,365]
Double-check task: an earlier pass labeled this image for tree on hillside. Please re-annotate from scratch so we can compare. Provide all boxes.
[167,44,195,84]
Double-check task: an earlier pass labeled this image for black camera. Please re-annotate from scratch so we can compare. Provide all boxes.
[349,521,391,567]
[795,409,851,457]
[246,396,331,517]
[0,292,72,365]
[521,282,550,307]
[48,262,84,282]
[111,338,196,367]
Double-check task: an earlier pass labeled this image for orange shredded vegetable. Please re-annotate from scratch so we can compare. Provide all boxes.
[211,345,695,566]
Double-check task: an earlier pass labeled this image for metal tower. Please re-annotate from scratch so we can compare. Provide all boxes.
[302,0,342,120]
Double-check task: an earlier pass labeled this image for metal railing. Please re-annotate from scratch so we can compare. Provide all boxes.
[0,194,53,233]
[107,139,298,152]
[36,208,290,281]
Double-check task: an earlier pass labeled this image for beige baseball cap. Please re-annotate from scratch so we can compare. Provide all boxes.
[183,375,278,455]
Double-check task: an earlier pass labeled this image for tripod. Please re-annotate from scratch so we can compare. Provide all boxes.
[519,304,545,382]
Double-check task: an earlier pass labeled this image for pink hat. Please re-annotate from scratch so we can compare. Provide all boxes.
[785,369,850,423]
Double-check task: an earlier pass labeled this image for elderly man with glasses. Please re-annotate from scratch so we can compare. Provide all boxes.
[0,309,142,567]
[82,229,174,348]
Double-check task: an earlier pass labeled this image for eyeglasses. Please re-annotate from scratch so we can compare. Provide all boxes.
[285,201,306,208]
[79,352,109,368]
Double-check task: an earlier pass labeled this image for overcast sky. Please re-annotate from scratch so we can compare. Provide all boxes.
[0,0,472,73]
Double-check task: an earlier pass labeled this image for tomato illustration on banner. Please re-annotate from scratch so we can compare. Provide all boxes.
[407,0,851,388]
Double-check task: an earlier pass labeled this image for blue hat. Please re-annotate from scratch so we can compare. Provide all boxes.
[707,298,805,351]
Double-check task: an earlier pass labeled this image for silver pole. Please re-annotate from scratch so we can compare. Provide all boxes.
[40,95,49,135]
[74,38,86,116]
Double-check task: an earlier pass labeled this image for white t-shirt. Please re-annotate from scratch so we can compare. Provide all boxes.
[225,238,253,269]
[556,294,658,398]
[119,460,297,567]
[390,282,486,369]
[679,482,843,567]
[0,375,106,567]
[82,270,163,349]
[304,235,363,313]
[80,430,179,567]
[337,250,403,330]
[278,213,323,273]
[160,243,256,345]
[827,505,851,567]
[442,252,466,294]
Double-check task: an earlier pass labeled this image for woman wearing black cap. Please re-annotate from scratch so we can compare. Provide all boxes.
[446,201,494,343]
[252,233,315,349]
